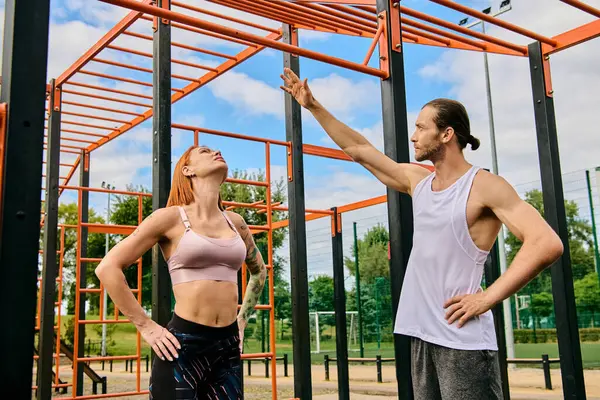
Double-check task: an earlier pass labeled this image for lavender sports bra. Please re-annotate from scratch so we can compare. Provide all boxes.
[166,206,246,285]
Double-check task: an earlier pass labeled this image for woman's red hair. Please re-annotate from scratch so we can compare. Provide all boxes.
[166,145,225,210]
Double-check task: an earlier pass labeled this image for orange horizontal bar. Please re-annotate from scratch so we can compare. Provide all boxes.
[402,25,451,46]
[123,30,236,60]
[78,69,185,92]
[100,0,387,78]
[173,123,290,146]
[93,57,153,74]
[561,0,600,18]
[276,0,377,34]
[75,391,149,400]
[78,319,132,324]
[247,224,270,231]
[209,0,319,32]
[83,223,137,235]
[107,44,219,72]
[62,89,152,108]
[398,6,527,55]
[542,18,600,56]
[172,1,281,34]
[429,0,557,46]
[291,0,375,4]
[237,0,364,35]
[140,15,259,48]
[58,128,108,139]
[61,110,132,125]
[225,178,269,187]
[80,257,103,262]
[62,100,145,117]
[59,185,152,197]
[50,148,80,155]
[401,16,483,49]
[79,354,137,361]
[241,352,274,360]
[303,2,378,29]
[302,143,352,161]
[66,81,153,100]
[223,201,266,210]
[60,119,117,131]
[80,288,139,293]
[47,143,86,150]
[328,3,376,21]
[338,194,386,213]
[49,135,96,144]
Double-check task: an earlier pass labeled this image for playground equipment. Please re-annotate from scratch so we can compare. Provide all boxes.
[1,1,599,399]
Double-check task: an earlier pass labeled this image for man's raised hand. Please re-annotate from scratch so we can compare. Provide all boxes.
[280,67,315,109]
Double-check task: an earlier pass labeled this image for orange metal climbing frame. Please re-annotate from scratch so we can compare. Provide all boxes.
[29,0,600,398]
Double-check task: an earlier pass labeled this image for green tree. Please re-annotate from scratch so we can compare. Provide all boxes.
[110,185,153,309]
[272,255,291,339]
[575,272,600,327]
[505,189,595,294]
[344,224,390,284]
[57,203,110,315]
[308,275,335,335]
[531,292,554,327]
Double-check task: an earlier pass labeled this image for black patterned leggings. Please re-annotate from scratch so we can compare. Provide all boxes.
[149,313,242,400]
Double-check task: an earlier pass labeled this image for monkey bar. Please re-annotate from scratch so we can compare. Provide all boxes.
[1,0,598,399]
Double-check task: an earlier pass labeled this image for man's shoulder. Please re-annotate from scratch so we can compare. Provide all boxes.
[471,169,519,206]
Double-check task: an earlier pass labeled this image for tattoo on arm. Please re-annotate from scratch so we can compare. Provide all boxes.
[238,240,267,322]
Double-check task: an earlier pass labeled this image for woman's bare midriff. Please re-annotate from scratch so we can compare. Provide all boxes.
[172,280,239,327]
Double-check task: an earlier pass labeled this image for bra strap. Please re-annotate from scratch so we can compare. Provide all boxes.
[222,211,237,231]
[178,206,191,230]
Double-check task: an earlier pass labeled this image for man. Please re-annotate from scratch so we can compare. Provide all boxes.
[280,68,563,399]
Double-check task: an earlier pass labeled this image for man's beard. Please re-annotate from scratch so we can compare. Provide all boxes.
[415,142,444,162]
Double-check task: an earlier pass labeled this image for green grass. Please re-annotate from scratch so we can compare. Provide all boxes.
[57,316,600,368]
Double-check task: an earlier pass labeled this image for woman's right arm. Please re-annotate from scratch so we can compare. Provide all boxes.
[95,207,181,361]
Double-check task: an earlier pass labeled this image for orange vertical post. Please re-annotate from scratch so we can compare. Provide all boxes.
[72,188,83,397]
[265,142,277,395]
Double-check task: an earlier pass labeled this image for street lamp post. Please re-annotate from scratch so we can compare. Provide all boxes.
[459,0,516,362]
[100,181,114,357]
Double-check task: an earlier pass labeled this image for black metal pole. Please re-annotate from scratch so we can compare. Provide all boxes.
[484,241,510,400]
[152,0,173,334]
[238,269,244,396]
[77,150,90,396]
[375,1,413,398]
[37,80,62,400]
[528,41,586,400]
[331,208,349,400]
[282,23,312,400]
[0,0,51,396]
[353,222,364,359]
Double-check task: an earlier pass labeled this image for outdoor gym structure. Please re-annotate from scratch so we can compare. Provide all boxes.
[0,0,599,399]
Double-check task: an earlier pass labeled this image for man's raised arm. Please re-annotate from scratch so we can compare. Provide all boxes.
[280,68,428,195]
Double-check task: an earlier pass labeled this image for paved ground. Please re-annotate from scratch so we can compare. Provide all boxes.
[37,362,600,399]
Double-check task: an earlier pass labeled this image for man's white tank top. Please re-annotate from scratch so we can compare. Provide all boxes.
[394,165,498,351]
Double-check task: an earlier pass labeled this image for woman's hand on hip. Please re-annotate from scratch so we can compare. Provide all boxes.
[139,320,181,361]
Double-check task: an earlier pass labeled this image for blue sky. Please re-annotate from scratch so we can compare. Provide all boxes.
[2,0,599,281]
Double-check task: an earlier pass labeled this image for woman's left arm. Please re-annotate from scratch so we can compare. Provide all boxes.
[227,213,268,339]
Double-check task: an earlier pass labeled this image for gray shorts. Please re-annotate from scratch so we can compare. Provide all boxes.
[411,337,503,400]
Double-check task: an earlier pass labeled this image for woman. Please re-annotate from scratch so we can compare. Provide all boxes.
[95,144,267,399]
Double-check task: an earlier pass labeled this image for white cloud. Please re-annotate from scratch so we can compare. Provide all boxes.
[307,73,380,119]
[208,71,284,118]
